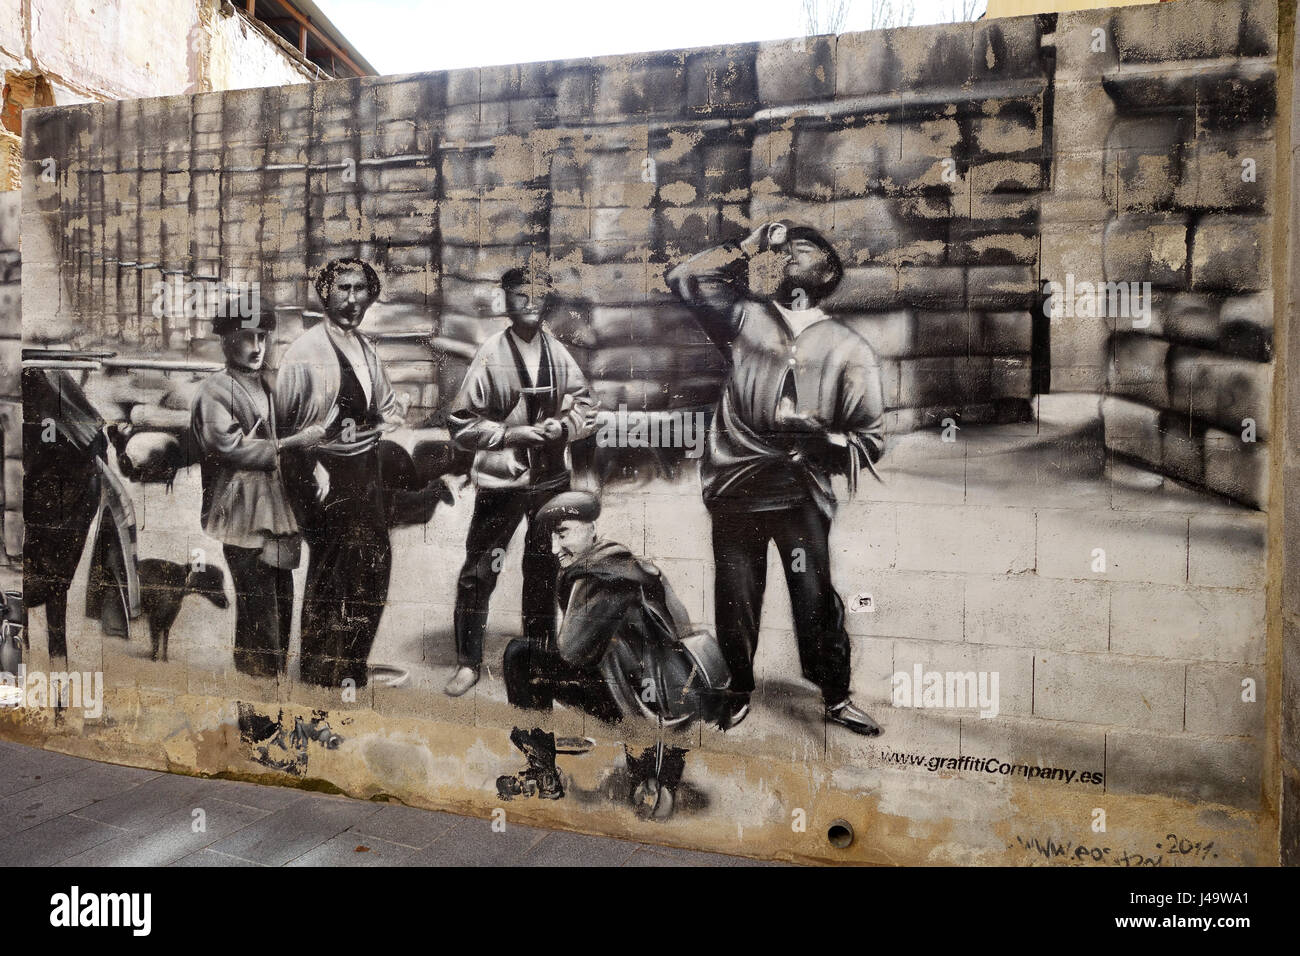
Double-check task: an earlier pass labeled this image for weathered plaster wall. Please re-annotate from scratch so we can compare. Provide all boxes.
[0,0,321,195]
[5,0,1296,866]
[1,0,317,105]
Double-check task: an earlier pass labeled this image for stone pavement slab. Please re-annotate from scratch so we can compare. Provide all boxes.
[0,741,776,866]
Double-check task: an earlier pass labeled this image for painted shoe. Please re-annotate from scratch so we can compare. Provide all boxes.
[826,699,882,737]
[719,694,751,731]
[444,665,480,697]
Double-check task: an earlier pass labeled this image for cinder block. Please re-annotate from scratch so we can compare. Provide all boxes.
[898,356,994,407]
[909,311,971,357]
[898,267,966,309]
[590,206,655,244]
[1185,663,1265,737]
[384,243,436,273]
[1195,68,1277,137]
[1102,216,1189,288]
[685,46,757,115]
[846,633,897,706]
[549,259,670,307]
[1034,651,1185,731]
[591,378,670,411]
[1052,11,1118,82]
[950,227,1038,267]
[1107,332,1169,408]
[1110,124,1189,215]
[1113,0,1264,63]
[825,266,899,310]
[966,266,1037,310]
[1167,346,1271,439]
[1160,292,1219,346]
[833,29,891,95]
[655,205,723,250]
[1048,95,1115,175]
[894,503,1035,576]
[836,311,911,360]
[973,16,1044,83]
[1036,509,1188,585]
[958,715,1106,779]
[750,128,796,194]
[1190,214,1271,292]
[975,311,1033,355]
[1203,426,1268,509]
[841,570,964,643]
[970,98,1041,157]
[965,575,1108,653]
[1159,416,1205,486]
[796,124,893,199]
[1102,396,1162,466]
[1174,136,1270,212]
[1040,222,1107,304]
[592,55,687,119]
[1110,583,1264,663]
[1105,729,1261,810]
[1188,513,1266,591]
[829,500,898,573]
[553,68,597,120]
[1218,291,1273,361]
[893,638,1034,718]
[755,35,836,104]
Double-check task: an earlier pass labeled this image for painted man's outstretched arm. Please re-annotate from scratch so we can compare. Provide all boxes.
[666,223,785,349]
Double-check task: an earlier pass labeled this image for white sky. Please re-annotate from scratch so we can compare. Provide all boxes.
[313,0,987,76]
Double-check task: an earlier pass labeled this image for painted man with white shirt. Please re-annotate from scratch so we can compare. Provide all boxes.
[667,222,887,737]
[443,268,598,697]
[276,258,407,689]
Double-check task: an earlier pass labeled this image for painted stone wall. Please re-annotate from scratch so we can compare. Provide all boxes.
[4,0,1295,866]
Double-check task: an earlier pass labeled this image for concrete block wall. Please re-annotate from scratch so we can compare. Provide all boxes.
[21,23,1057,432]
[5,0,1296,867]
[1068,1,1280,509]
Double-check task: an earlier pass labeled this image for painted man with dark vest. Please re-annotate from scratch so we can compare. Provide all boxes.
[667,221,887,736]
[443,268,598,697]
[275,258,407,689]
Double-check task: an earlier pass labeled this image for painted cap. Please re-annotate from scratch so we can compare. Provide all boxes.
[536,490,601,527]
[213,306,277,337]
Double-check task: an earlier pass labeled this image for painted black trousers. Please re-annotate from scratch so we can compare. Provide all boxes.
[454,480,567,668]
[502,637,623,725]
[299,447,392,689]
[223,545,292,678]
[709,500,851,705]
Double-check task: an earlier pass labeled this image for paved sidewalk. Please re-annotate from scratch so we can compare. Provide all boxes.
[0,740,778,867]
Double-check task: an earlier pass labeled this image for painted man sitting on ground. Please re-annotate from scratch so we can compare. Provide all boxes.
[498,491,729,818]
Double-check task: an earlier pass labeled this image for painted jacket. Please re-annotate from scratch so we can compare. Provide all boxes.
[555,539,710,726]
[447,327,597,491]
[666,240,887,519]
[191,368,298,549]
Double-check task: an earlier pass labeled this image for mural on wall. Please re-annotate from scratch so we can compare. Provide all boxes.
[12,0,1281,842]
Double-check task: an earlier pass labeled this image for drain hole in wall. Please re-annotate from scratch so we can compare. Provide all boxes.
[827,820,853,849]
